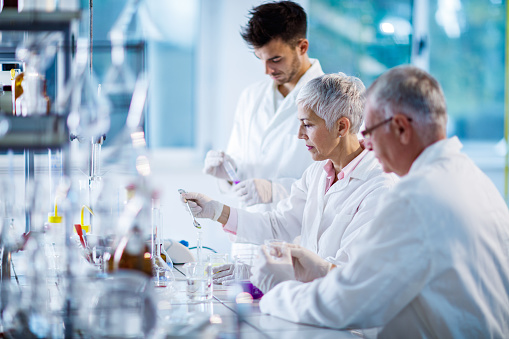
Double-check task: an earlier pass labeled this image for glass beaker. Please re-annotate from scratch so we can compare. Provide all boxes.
[183,262,213,302]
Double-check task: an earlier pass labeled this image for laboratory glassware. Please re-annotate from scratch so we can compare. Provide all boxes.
[264,239,287,260]
[89,270,158,338]
[178,189,201,229]
[183,261,213,301]
[178,188,204,263]
[223,159,240,184]
[14,32,59,116]
[60,38,111,142]
[152,197,174,287]
[102,29,137,111]
[107,181,155,277]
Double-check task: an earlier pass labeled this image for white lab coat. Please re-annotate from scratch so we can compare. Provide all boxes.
[226,59,324,213]
[234,150,398,263]
[260,137,509,338]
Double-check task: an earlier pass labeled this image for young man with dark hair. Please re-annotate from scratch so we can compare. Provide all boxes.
[203,1,324,213]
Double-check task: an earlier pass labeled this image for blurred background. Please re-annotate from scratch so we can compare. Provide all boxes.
[0,0,507,256]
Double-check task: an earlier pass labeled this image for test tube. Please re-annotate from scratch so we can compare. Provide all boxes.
[223,160,240,184]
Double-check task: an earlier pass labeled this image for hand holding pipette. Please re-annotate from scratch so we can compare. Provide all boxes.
[178,189,201,228]
[178,190,225,223]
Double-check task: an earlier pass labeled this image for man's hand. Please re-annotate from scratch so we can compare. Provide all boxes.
[250,245,295,293]
[203,150,237,181]
[288,244,332,282]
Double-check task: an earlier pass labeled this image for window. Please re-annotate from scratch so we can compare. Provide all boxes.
[308,0,412,87]
[92,0,199,148]
[308,0,506,142]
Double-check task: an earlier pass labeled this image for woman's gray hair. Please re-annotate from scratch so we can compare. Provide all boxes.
[296,73,366,134]
[366,65,447,142]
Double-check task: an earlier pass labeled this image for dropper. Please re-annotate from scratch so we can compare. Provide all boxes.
[178,189,201,229]
[178,189,203,263]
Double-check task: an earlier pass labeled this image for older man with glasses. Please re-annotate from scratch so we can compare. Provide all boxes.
[252,65,509,338]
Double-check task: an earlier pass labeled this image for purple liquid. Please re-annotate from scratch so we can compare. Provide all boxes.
[239,280,263,299]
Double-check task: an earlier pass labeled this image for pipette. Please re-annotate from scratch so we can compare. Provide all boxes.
[223,160,240,184]
[178,189,201,229]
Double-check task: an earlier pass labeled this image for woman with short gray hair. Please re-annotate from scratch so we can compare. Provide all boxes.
[297,72,365,133]
[182,73,398,286]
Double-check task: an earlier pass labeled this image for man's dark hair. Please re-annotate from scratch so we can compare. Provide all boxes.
[241,1,307,49]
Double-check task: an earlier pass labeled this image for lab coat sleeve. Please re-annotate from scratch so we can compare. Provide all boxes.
[326,183,394,267]
[271,178,298,205]
[259,192,433,330]
[234,167,311,245]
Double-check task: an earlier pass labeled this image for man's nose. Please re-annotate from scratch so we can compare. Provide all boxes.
[263,61,273,75]
[364,138,373,151]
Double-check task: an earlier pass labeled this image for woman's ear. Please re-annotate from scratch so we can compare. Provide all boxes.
[336,117,350,137]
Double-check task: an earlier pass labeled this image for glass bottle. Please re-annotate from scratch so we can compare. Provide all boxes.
[107,185,153,277]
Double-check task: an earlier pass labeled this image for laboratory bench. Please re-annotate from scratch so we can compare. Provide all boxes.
[1,253,375,339]
[161,276,370,339]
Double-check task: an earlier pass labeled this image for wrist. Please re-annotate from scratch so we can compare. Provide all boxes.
[217,205,230,224]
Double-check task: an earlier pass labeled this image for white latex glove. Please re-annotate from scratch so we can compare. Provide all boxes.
[180,192,224,221]
[250,245,295,294]
[203,150,237,181]
[212,263,251,285]
[287,244,332,283]
[232,178,272,206]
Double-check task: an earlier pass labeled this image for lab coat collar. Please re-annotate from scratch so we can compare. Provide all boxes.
[325,150,376,194]
[408,137,463,174]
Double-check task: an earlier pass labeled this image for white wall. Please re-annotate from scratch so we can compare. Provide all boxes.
[196,0,308,154]
[196,0,267,154]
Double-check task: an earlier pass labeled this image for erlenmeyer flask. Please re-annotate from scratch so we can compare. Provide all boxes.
[102,30,137,115]
[60,38,111,143]
[110,0,145,44]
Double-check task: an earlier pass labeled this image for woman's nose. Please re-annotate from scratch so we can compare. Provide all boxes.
[297,126,306,139]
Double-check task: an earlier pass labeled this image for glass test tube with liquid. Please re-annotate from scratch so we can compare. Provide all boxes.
[223,160,240,184]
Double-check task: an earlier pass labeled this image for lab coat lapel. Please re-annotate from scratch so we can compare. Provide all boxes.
[260,87,297,149]
[306,171,328,253]
[259,83,276,121]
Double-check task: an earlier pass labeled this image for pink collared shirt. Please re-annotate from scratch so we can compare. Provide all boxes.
[323,149,368,193]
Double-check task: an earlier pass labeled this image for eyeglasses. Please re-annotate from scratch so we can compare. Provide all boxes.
[361,117,393,139]
[360,116,412,139]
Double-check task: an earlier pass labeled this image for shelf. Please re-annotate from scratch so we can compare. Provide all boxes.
[0,9,81,30]
[0,114,69,149]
